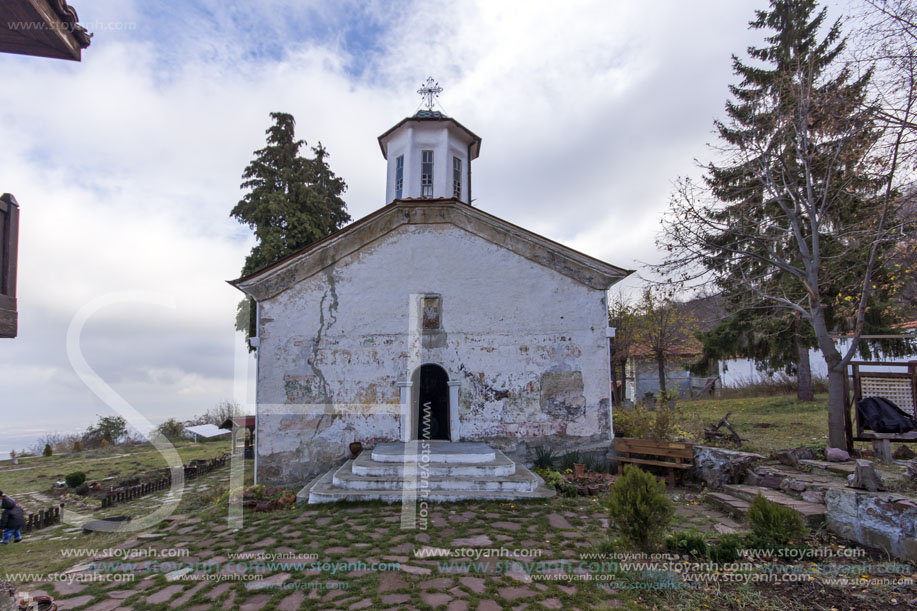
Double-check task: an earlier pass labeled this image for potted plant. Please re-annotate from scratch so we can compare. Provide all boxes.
[349,441,363,458]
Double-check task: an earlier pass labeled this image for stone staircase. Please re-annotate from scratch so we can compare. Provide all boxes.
[298,441,555,504]
[704,462,836,527]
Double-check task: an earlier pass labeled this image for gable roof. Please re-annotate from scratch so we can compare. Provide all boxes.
[229,199,632,301]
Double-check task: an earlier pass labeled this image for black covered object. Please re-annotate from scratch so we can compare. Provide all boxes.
[857,396,917,433]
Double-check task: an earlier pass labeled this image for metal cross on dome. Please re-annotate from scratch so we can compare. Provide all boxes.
[417,77,442,111]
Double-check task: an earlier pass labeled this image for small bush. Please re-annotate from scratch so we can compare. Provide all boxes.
[709,533,745,563]
[65,471,86,488]
[533,446,556,470]
[584,455,605,473]
[100,439,109,449]
[606,465,673,551]
[613,407,651,439]
[747,494,807,546]
[43,444,53,457]
[612,404,693,441]
[535,468,577,496]
[666,529,707,557]
[559,450,583,471]
[157,418,186,441]
[72,440,83,453]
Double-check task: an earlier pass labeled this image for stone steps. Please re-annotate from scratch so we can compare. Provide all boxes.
[706,492,751,519]
[299,441,555,504]
[724,484,826,527]
[339,460,529,491]
[370,441,496,463]
[352,449,515,478]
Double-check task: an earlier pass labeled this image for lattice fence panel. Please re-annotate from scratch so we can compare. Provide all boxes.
[860,377,915,417]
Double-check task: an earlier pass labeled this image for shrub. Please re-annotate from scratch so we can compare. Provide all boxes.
[606,465,673,551]
[612,404,693,442]
[533,446,556,470]
[709,533,745,563]
[559,450,583,471]
[65,471,87,488]
[43,444,53,457]
[535,468,577,496]
[157,418,186,441]
[73,440,83,453]
[100,439,109,449]
[584,455,605,473]
[747,494,807,546]
[613,407,651,439]
[666,528,707,557]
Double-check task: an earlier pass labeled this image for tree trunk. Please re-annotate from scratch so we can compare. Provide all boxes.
[619,361,627,404]
[795,334,814,402]
[826,365,848,450]
[812,307,849,451]
[657,356,667,394]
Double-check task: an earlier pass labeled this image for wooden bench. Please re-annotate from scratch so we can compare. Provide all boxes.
[606,437,694,487]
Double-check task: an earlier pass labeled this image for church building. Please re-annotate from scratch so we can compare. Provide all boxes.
[231,83,631,497]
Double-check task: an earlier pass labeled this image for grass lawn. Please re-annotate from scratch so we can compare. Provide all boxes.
[0,439,232,497]
[677,394,830,455]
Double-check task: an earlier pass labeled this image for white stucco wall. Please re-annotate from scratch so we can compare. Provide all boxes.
[254,223,612,485]
[382,122,472,203]
[719,339,917,387]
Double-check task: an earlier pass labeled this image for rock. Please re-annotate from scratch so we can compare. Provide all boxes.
[758,475,785,489]
[908,460,917,483]
[774,447,816,468]
[692,446,764,491]
[801,490,825,504]
[893,445,916,460]
[826,447,850,462]
[847,459,884,492]
[787,480,807,492]
[825,488,917,562]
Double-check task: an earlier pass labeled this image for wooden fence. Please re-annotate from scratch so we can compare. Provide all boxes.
[100,455,229,509]
[23,504,63,533]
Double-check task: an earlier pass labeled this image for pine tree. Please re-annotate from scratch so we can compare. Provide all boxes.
[231,112,350,345]
[658,0,905,449]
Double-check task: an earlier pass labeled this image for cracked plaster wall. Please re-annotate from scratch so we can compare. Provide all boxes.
[255,223,612,485]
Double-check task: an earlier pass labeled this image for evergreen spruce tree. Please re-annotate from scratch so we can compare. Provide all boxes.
[659,0,905,448]
[231,112,350,345]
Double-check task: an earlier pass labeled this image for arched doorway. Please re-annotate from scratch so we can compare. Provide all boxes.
[412,364,450,440]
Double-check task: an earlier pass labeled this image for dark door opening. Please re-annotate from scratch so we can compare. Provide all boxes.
[414,364,450,440]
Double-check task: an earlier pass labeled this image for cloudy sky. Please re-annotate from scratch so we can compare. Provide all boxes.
[0,0,849,454]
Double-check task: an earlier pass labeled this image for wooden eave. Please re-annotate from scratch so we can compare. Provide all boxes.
[0,0,91,61]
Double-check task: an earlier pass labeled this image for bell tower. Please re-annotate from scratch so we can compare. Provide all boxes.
[378,78,482,205]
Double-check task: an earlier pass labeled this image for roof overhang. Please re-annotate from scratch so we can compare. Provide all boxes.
[378,116,482,160]
[229,199,633,302]
[0,0,91,61]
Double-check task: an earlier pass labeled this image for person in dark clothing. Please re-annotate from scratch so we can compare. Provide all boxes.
[0,492,24,543]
